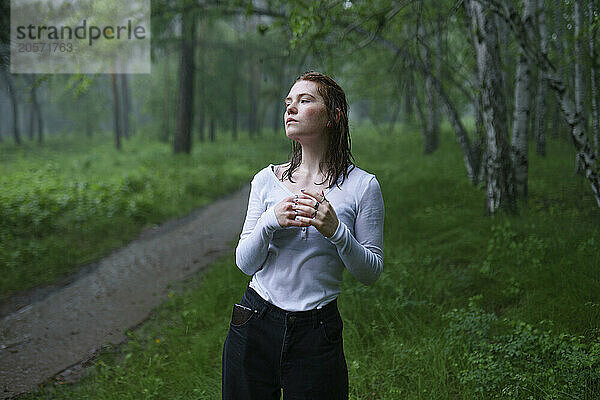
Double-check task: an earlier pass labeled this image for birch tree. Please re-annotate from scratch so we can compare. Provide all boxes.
[574,0,586,173]
[468,0,516,213]
[511,0,536,198]
[534,0,548,156]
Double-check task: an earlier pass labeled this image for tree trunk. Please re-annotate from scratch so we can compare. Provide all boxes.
[111,73,122,150]
[231,82,238,140]
[197,40,205,143]
[27,78,35,140]
[85,91,93,137]
[551,2,566,139]
[2,69,21,145]
[535,0,548,156]
[248,61,260,137]
[231,50,238,141]
[174,11,196,154]
[574,0,585,174]
[414,87,428,144]
[418,23,439,154]
[511,0,536,198]
[590,1,599,157]
[161,57,170,143]
[475,93,487,184]
[403,76,414,122]
[31,80,43,144]
[28,103,35,141]
[120,74,131,139]
[469,0,515,213]
[209,118,216,142]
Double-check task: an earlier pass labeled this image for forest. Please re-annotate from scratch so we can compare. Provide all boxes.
[1,0,600,398]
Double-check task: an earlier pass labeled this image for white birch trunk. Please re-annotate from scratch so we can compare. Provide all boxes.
[468,0,515,213]
[511,0,536,198]
[535,0,548,156]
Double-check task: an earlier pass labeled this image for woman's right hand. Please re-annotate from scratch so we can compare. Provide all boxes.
[274,195,311,228]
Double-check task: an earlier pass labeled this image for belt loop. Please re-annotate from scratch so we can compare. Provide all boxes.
[258,303,268,319]
[311,308,319,329]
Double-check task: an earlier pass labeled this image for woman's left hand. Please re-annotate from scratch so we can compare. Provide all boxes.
[293,189,339,238]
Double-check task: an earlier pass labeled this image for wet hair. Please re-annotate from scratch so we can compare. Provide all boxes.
[281,71,356,189]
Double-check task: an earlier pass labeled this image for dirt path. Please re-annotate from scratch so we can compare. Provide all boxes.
[0,184,250,399]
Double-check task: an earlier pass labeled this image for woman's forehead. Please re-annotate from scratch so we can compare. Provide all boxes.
[287,80,322,99]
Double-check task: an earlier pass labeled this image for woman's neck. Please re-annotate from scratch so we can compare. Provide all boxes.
[299,145,327,179]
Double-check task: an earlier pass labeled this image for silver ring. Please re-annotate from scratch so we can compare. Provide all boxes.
[312,210,317,218]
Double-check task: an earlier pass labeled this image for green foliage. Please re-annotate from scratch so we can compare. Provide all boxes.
[445,302,600,399]
[479,221,548,275]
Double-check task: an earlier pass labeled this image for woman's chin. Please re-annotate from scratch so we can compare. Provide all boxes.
[285,131,299,141]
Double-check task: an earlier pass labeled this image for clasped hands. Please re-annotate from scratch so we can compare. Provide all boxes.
[274,189,339,238]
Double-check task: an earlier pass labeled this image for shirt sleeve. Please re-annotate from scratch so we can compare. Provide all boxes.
[235,173,281,276]
[327,175,385,285]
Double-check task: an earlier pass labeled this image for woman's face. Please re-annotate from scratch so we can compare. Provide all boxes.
[284,80,329,144]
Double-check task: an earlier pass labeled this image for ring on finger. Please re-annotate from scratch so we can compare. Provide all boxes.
[312,209,317,218]
[313,201,320,210]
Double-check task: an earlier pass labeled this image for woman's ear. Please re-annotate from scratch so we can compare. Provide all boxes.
[335,107,342,123]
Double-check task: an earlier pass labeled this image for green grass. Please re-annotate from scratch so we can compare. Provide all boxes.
[0,130,290,300]
[15,125,600,399]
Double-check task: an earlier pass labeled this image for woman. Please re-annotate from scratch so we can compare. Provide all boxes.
[222,71,385,400]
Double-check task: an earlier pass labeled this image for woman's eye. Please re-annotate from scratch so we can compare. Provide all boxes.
[301,99,309,103]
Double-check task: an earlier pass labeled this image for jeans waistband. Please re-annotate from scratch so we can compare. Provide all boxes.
[242,286,339,327]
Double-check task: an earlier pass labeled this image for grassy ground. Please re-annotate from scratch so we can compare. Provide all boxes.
[0,130,289,300]
[14,125,600,398]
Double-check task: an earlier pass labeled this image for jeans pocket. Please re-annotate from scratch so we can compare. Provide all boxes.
[230,303,255,327]
[319,314,343,344]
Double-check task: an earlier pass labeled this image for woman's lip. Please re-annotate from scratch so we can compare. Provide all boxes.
[286,120,298,124]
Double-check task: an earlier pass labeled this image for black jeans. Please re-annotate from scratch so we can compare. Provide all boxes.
[222,286,349,400]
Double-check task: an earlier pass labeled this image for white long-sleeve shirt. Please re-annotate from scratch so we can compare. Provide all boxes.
[235,163,385,311]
